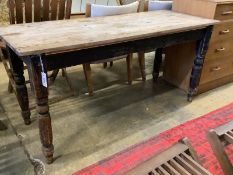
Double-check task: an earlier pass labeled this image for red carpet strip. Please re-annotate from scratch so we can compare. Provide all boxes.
[73,102,233,175]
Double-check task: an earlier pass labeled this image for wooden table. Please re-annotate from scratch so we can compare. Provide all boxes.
[0,10,217,163]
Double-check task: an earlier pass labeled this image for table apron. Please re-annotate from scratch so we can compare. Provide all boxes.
[36,28,206,71]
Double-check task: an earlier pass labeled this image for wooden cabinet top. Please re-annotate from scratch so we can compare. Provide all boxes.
[201,0,233,4]
[173,0,233,19]
[173,0,233,5]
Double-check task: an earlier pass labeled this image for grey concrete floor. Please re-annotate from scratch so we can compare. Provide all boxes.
[0,53,233,175]
[0,102,34,175]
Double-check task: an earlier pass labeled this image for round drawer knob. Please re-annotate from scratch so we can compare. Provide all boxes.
[220,29,230,34]
[211,66,221,71]
[216,48,225,52]
[222,11,233,15]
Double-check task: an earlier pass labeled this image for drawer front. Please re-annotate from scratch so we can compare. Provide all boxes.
[210,21,233,41]
[205,38,233,60]
[215,3,233,20]
[200,55,233,84]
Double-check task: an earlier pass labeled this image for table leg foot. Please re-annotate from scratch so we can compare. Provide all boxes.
[42,145,54,164]
[152,72,159,81]
[21,110,31,125]
[37,100,54,164]
[187,94,193,102]
[110,61,113,67]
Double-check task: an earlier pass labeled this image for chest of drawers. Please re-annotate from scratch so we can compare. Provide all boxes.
[164,0,233,94]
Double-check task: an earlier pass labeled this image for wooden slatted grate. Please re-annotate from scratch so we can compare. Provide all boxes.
[125,140,212,175]
[207,120,233,175]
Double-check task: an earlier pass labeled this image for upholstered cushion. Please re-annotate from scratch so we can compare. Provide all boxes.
[90,1,139,17]
[148,1,172,11]
[120,0,139,5]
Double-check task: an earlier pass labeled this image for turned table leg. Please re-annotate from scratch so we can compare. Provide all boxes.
[7,46,31,125]
[27,55,54,164]
[138,52,146,82]
[153,48,163,81]
[126,53,133,85]
[188,26,213,102]
[37,96,54,164]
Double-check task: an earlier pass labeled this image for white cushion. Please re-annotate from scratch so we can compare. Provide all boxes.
[121,0,139,5]
[148,1,172,11]
[90,1,139,17]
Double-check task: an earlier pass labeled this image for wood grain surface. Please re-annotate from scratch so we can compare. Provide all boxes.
[0,10,217,56]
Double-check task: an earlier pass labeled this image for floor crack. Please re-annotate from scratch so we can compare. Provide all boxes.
[0,102,45,175]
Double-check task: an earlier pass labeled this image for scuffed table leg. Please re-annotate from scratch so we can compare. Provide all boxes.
[188,26,213,102]
[27,55,54,164]
[7,46,31,125]
[153,48,163,81]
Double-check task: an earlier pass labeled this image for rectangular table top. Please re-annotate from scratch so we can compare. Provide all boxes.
[0,10,217,57]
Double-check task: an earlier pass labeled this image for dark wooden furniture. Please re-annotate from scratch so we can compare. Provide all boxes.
[0,11,216,163]
[165,0,233,94]
[83,1,146,96]
[0,0,74,96]
[0,0,79,116]
[119,1,168,84]
[0,41,15,93]
[207,120,233,175]
[140,0,171,83]
[125,138,212,175]
[118,0,146,83]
